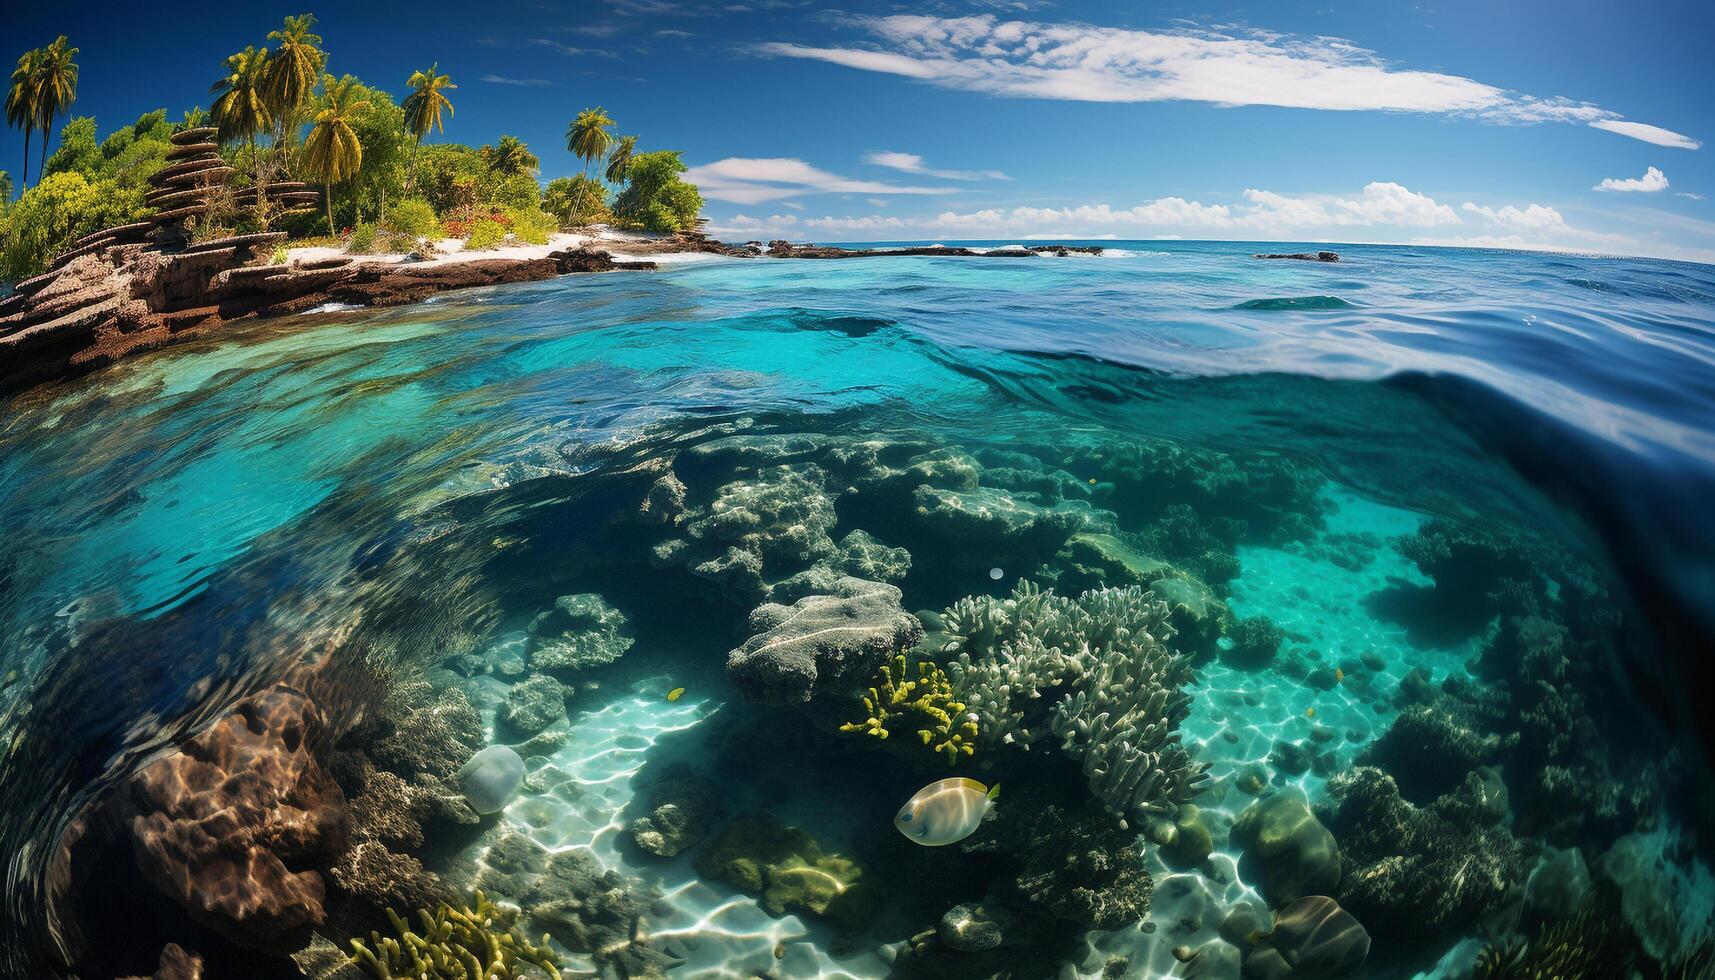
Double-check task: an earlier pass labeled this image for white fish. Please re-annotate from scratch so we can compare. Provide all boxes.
[894,777,1000,846]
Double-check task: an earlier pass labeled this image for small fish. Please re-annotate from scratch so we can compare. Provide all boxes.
[1306,707,1316,718]
[895,777,999,846]
[666,687,685,702]
[1334,667,1345,683]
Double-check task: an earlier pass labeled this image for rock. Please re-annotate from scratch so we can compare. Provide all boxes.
[726,576,922,705]
[938,902,1010,952]
[121,943,205,980]
[367,680,484,782]
[911,484,1090,558]
[1235,767,1270,795]
[1223,616,1284,669]
[1394,667,1434,706]
[1219,903,1272,949]
[499,674,569,738]
[1252,251,1339,262]
[1181,939,1243,979]
[694,815,880,929]
[627,773,722,857]
[1594,832,1703,964]
[527,593,635,674]
[1151,804,1214,868]
[1524,846,1591,923]
[128,685,347,949]
[1242,896,1369,980]
[1232,793,1342,905]
[457,745,525,814]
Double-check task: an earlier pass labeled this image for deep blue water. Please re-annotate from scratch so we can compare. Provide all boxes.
[1,240,1712,978]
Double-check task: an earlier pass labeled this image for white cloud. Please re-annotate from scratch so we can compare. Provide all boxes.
[863,151,1010,181]
[682,157,957,204]
[705,213,800,235]
[1593,166,1669,193]
[756,16,1698,148]
[481,74,552,86]
[1461,202,1570,231]
[1677,192,1706,201]
[1589,120,1701,150]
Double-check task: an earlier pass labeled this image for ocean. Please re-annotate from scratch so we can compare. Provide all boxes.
[1,240,1711,978]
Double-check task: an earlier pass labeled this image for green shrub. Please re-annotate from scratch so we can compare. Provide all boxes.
[379,232,419,254]
[0,171,147,281]
[346,222,378,254]
[613,151,702,233]
[543,175,609,228]
[484,171,542,212]
[465,218,507,251]
[383,198,441,240]
[269,244,289,266]
[500,205,556,246]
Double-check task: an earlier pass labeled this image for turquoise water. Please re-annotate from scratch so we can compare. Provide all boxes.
[1,241,1712,978]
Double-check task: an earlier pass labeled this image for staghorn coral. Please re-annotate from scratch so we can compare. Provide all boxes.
[839,653,979,765]
[348,889,563,980]
[941,581,1207,819]
[1475,900,1631,979]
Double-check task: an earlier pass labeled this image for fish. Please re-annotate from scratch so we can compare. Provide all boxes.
[895,777,999,846]
[667,687,685,702]
[1334,667,1345,683]
[1306,707,1316,718]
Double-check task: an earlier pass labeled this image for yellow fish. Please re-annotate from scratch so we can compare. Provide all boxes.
[1334,667,1345,683]
[1306,707,1316,718]
[895,778,999,846]
[667,687,685,702]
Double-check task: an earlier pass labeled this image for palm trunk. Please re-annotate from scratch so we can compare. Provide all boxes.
[38,117,49,181]
[324,183,335,236]
[21,127,31,188]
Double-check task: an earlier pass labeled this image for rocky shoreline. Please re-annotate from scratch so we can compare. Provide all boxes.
[0,212,1114,394]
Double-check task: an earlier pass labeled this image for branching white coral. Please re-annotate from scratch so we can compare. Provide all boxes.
[941,581,1207,819]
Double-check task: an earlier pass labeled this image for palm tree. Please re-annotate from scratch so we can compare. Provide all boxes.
[262,14,325,151]
[31,37,78,183]
[604,134,637,185]
[210,46,273,154]
[566,107,614,179]
[5,49,42,188]
[302,74,369,234]
[402,63,454,188]
[480,134,538,177]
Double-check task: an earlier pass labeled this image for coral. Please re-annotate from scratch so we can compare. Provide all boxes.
[1223,615,1283,669]
[652,461,840,601]
[626,769,722,857]
[498,674,570,739]
[1475,900,1631,979]
[1242,896,1371,980]
[367,680,484,783]
[526,593,634,674]
[347,890,563,980]
[128,684,348,949]
[694,815,880,929]
[1359,703,1506,803]
[941,581,1206,820]
[1319,766,1524,943]
[910,484,1091,558]
[839,653,979,765]
[1232,793,1342,906]
[961,785,1153,929]
[772,528,913,603]
[938,902,1011,952]
[726,576,923,705]
[465,829,669,976]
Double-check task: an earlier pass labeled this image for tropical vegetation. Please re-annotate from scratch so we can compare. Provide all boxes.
[1,18,705,283]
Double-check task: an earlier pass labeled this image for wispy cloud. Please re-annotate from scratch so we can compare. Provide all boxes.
[1589,120,1700,150]
[755,16,1698,149]
[530,38,617,57]
[683,157,958,203]
[863,151,1009,181]
[481,74,553,86]
[1594,166,1669,193]
[1678,192,1707,201]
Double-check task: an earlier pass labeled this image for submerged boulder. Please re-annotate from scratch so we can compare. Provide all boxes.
[498,673,570,739]
[626,772,722,858]
[694,815,880,929]
[1242,896,1370,980]
[527,593,635,674]
[1232,793,1342,906]
[726,576,922,705]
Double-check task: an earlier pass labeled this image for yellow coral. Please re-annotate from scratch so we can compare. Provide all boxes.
[348,889,563,980]
[840,654,979,765]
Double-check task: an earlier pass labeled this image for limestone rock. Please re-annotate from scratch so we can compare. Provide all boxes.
[1232,793,1341,906]
[726,576,922,705]
[527,593,634,674]
[938,902,1010,952]
[1242,896,1369,980]
[499,673,570,739]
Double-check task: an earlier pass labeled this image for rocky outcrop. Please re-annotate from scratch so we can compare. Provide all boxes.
[127,684,348,949]
[725,576,922,705]
[1242,896,1370,980]
[0,242,653,393]
[1253,251,1340,262]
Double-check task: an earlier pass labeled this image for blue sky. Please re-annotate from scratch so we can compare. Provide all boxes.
[6,0,1715,261]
